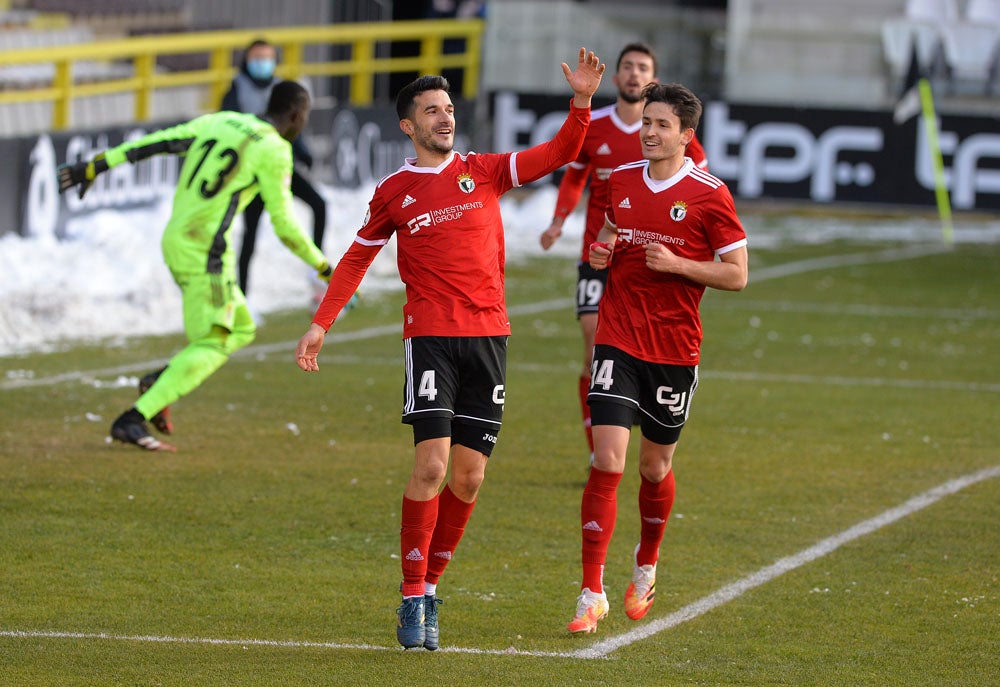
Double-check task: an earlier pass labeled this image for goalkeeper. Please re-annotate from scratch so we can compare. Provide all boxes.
[58,80,332,452]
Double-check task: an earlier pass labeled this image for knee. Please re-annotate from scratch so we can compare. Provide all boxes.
[640,462,672,483]
[450,468,485,501]
[639,450,674,483]
[413,459,449,489]
[228,325,256,352]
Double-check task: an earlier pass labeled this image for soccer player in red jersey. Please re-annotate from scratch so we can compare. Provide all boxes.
[295,48,606,650]
[567,82,748,634]
[540,43,707,459]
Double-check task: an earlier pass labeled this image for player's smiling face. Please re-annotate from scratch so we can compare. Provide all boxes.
[640,101,692,163]
[406,89,456,156]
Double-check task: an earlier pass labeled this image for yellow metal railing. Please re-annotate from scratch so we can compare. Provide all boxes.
[0,19,484,130]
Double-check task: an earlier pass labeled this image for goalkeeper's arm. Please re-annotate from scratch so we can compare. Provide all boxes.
[56,117,201,199]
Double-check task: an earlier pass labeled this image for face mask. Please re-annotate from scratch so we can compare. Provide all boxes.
[247,58,275,81]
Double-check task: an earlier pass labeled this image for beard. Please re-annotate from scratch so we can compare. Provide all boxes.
[414,126,454,155]
[619,89,643,104]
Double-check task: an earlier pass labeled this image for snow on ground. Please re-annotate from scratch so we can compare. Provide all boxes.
[1,182,997,359]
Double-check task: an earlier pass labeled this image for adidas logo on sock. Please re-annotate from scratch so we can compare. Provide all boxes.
[582,520,603,532]
[405,548,425,561]
[402,194,417,208]
[618,197,631,209]
[642,516,666,524]
[433,551,452,560]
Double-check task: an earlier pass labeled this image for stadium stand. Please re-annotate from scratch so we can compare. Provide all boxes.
[881,6,948,91]
[880,0,1000,96]
[941,20,999,94]
[966,0,1000,25]
[21,0,190,37]
[0,0,199,134]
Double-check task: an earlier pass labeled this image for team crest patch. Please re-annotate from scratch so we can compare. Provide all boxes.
[670,201,688,221]
[457,173,476,193]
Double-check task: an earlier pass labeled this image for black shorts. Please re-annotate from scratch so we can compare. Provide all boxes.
[402,335,507,430]
[587,344,698,445]
[576,262,608,317]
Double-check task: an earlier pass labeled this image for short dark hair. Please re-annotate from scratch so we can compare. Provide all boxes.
[395,75,450,121]
[266,80,310,117]
[641,82,702,132]
[616,42,658,75]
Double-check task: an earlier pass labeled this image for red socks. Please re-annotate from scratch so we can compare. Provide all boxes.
[637,470,675,567]
[425,485,475,585]
[400,494,438,597]
[580,466,622,593]
[579,374,594,453]
[400,485,477,596]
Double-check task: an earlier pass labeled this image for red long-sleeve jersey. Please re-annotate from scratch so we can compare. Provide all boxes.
[314,101,592,337]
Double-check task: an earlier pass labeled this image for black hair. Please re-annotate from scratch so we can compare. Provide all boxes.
[616,42,658,74]
[266,80,310,117]
[395,75,451,121]
[247,38,273,52]
[641,82,702,132]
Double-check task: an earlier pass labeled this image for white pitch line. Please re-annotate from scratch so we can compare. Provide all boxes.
[1,245,950,391]
[697,369,1000,394]
[0,304,569,391]
[748,244,950,281]
[0,628,575,659]
[571,464,1000,659]
[3,465,997,660]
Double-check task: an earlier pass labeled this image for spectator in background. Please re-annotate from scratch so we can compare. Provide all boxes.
[222,38,328,304]
[539,43,708,462]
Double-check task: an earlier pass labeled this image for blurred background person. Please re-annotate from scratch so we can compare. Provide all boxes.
[222,38,328,307]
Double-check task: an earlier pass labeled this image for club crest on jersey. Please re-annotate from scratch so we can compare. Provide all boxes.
[670,201,688,222]
[457,173,475,194]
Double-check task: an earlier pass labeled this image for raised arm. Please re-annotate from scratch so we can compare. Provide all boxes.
[56,118,202,199]
[515,48,605,186]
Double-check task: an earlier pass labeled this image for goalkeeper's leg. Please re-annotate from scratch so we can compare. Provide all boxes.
[134,274,256,427]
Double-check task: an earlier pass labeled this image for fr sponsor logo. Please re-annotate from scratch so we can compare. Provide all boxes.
[405,201,485,234]
[616,227,685,247]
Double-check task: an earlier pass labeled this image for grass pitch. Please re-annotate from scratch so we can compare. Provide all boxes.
[1,236,998,686]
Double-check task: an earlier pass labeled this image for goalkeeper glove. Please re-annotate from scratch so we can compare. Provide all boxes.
[57,153,109,200]
[316,261,333,283]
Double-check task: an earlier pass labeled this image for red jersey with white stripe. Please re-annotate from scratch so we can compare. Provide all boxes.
[358,151,514,338]
[554,103,708,262]
[312,100,590,337]
[598,159,746,365]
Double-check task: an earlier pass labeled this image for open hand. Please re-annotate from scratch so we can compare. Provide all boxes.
[562,47,606,103]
